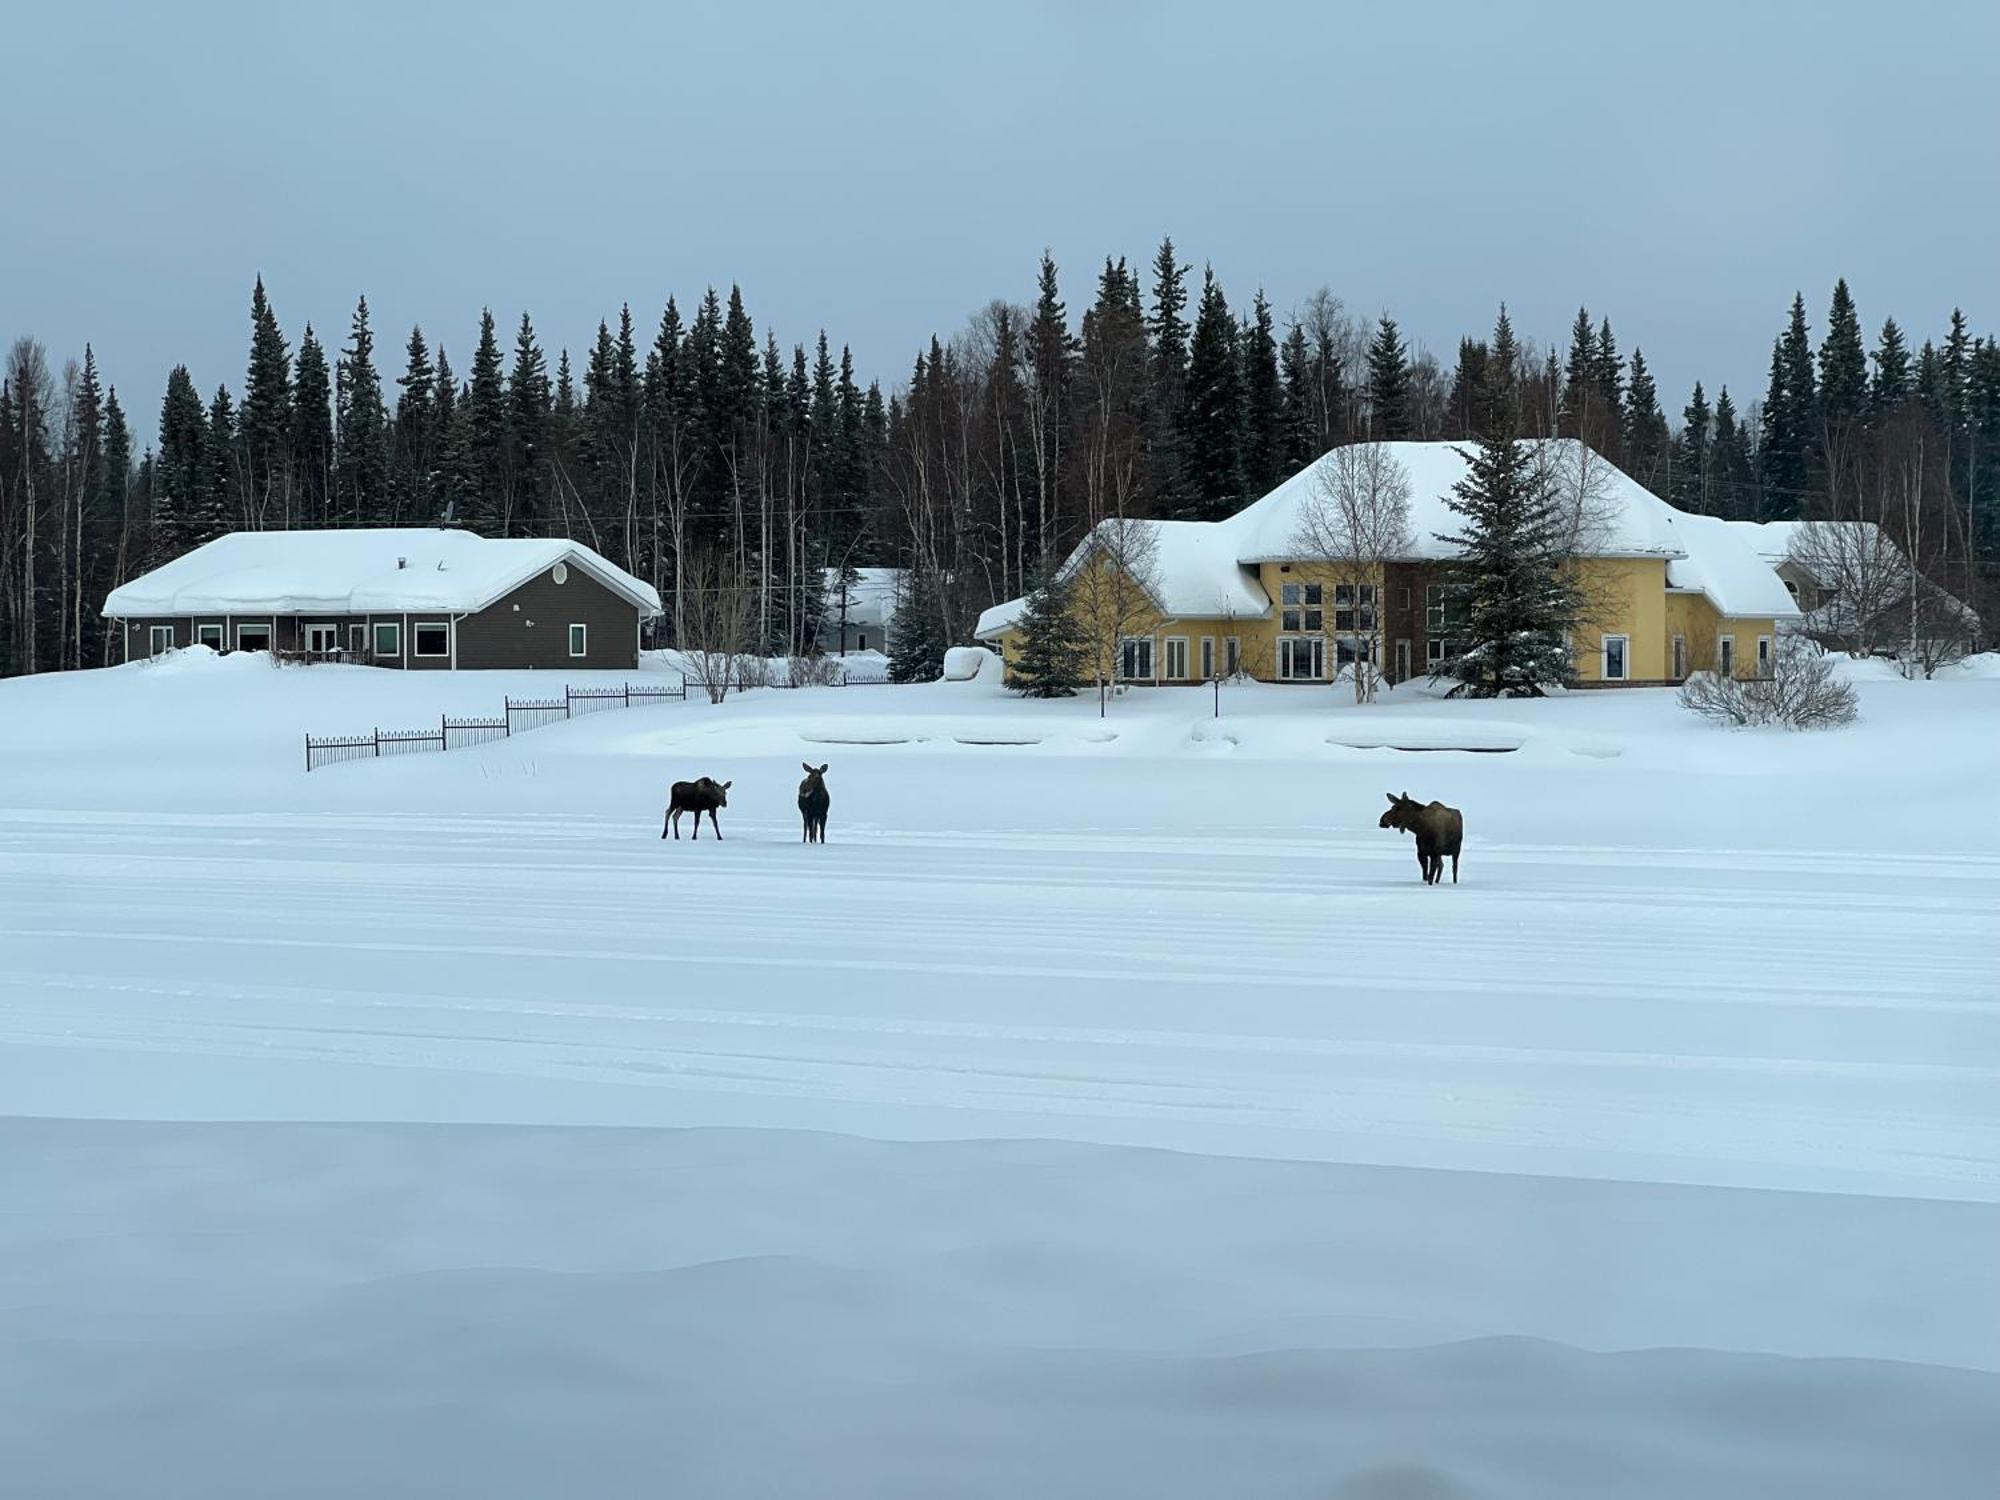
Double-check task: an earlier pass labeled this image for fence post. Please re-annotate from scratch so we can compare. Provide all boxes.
[305,734,310,774]
[373,728,381,758]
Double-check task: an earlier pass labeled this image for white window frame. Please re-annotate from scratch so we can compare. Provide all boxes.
[1427,637,1445,666]
[1718,634,1736,677]
[373,621,402,658]
[1117,635,1155,682]
[1394,639,1411,682]
[305,624,341,655]
[148,624,176,655]
[413,621,451,659]
[1163,636,1189,680]
[1224,636,1241,676]
[1277,635,1325,681]
[1756,634,1772,674]
[348,624,366,655]
[1672,633,1687,679]
[1199,636,1214,680]
[235,623,272,653]
[195,623,223,650]
[1601,633,1630,682]
[568,623,588,658]
[551,562,569,585]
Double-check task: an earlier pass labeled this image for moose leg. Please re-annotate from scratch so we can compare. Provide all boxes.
[670,809,681,840]
[662,811,671,839]
[710,809,722,840]
[1452,852,1460,884]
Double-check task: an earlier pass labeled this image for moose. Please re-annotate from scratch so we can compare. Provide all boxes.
[798,763,831,843]
[663,776,731,840]
[1379,792,1464,885]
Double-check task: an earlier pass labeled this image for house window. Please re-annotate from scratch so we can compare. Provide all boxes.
[1199,636,1215,680]
[551,562,569,585]
[195,624,223,650]
[1672,634,1687,678]
[349,624,366,655]
[1395,639,1411,682]
[1425,583,1471,636]
[1333,583,1377,633]
[1602,634,1630,682]
[1399,586,1411,611]
[1281,582,1323,632]
[235,624,271,653]
[1163,636,1189,680]
[1118,635,1154,681]
[1427,638,1444,665]
[1224,636,1241,676]
[1335,635,1373,668]
[1757,635,1772,674]
[148,624,176,655]
[414,622,450,658]
[1278,635,1324,680]
[568,623,588,658]
[306,625,341,655]
[1718,635,1736,677]
[857,632,868,651]
[373,621,402,657]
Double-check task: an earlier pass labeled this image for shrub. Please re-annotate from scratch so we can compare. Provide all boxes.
[1678,636,1857,729]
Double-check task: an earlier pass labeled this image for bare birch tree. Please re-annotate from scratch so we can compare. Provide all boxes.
[1067,516,1161,716]
[1290,442,1413,702]
[674,550,758,704]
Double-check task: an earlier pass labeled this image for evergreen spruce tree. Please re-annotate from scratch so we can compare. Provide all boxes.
[156,364,208,555]
[1711,387,1753,520]
[1446,338,1490,439]
[505,312,551,536]
[1758,293,1817,519]
[431,346,465,523]
[1240,290,1284,495]
[1434,312,1582,697]
[887,569,948,682]
[1006,569,1087,696]
[100,386,133,565]
[1817,279,1867,427]
[465,310,507,532]
[291,325,334,526]
[390,326,435,525]
[1672,382,1712,514]
[198,384,236,542]
[1278,323,1316,467]
[1560,307,1596,438]
[335,296,390,525]
[1181,268,1242,518]
[1870,318,1911,413]
[1622,348,1668,492]
[240,277,292,523]
[1145,237,1191,510]
[1593,317,1624,428]
[1365,314,1411,439]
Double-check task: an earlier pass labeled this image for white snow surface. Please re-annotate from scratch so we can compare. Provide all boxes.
[102,527,664,618]
[2,651,1997,1497]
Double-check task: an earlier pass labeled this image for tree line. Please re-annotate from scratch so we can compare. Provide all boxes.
[3,248,1995,678]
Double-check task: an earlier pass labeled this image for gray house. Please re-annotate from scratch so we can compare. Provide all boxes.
[822,567,902,655]
[105,529,663,670]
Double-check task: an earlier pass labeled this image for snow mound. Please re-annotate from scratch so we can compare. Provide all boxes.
[943,645,998,681]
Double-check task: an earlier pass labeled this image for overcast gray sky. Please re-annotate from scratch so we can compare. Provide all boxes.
[7,0,1995,440]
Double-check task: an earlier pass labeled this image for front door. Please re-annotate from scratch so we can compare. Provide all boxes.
[1395,638,1411,683]
[306,625,340,655]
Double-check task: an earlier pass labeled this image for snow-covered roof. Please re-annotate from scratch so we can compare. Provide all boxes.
[822,567,903,629]
[1718,520,1900,573]
[104,530,663,619]
[1227,439,1685,563]
[1662,512,1803,619]
[974,597,1027,639]
[1063,518,1273,621]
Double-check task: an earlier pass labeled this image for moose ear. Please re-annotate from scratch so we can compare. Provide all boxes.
[803,762,815,774]
[1386,792,1398,803]
[722,780,732,790]
[1401,791,1411,801]
[818,763,829,775]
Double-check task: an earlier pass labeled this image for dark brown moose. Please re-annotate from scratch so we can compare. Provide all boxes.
[663,777,731,840]
[798,763,830,844]
[1379,792,1463,885]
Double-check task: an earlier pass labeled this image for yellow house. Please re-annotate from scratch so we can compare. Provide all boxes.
[975,440,1798,687]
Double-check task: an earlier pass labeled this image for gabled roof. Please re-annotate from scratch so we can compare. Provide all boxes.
[1063,518,1273,620]
[1661,512,1803,619]
[1225,439,1685,563]
[1718,519,1902,574]
[104,529,663,619]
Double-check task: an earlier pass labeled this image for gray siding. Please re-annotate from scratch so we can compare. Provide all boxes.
[456,565,641,669]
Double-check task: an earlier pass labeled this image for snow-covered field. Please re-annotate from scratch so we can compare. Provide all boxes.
[2,648,1996,1497]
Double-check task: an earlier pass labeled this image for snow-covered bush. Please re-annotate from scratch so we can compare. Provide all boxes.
[787,654,842,689]
[1678,635,1856,730]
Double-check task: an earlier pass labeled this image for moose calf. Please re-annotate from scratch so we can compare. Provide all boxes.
[664,776,731,840]
[798,763,830,844]
[1379,791,1464,885]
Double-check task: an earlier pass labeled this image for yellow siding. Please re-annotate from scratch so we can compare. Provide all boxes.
[1571,558,1668,682]
[1664,594,1780,678]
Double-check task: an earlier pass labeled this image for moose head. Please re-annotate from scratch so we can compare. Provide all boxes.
[1379,791,1420,831]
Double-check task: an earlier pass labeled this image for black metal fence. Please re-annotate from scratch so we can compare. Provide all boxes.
[306,679,691,772]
